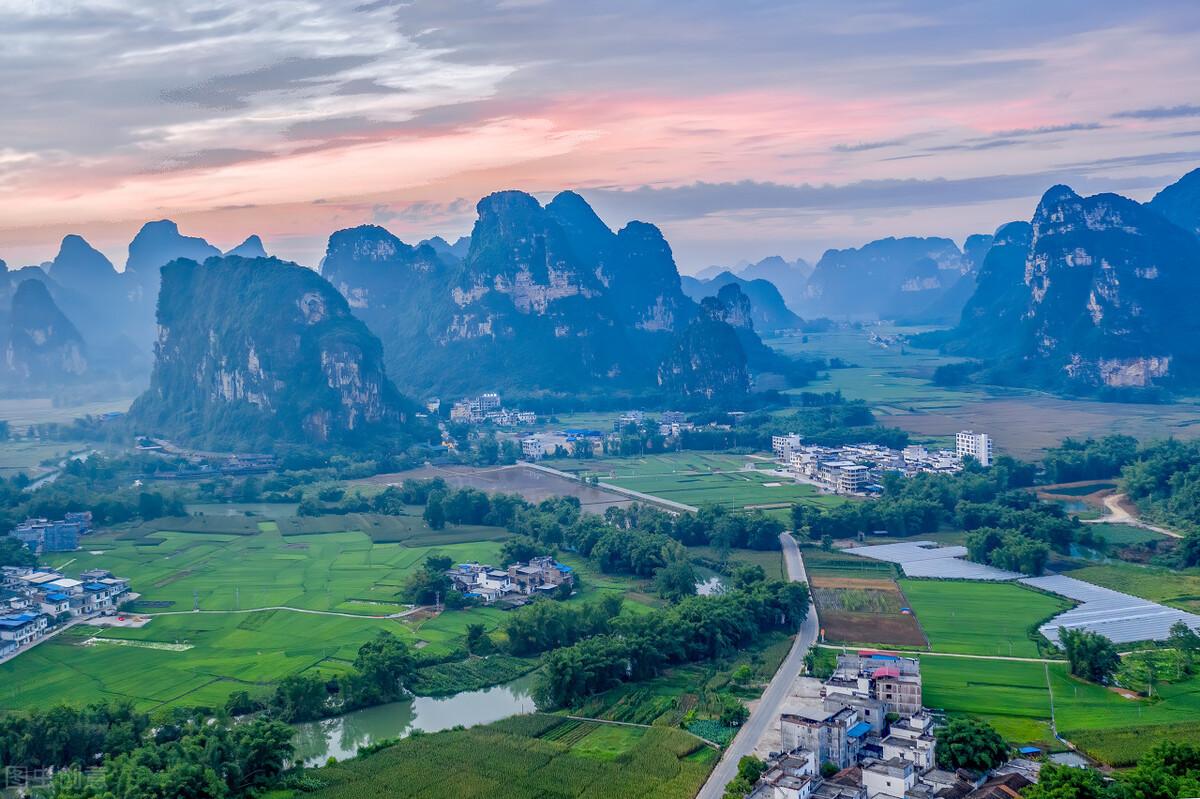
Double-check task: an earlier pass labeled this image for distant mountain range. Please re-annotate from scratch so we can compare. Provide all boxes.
[680,270,804,333]
[319,190,808,400]
[922,168,1200,396]
[0,223,268,393]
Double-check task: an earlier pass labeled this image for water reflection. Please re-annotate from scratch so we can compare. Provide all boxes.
[291,673,538,766]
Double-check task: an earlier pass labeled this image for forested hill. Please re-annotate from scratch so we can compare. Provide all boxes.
[129,255,424,450]
[319,190,802,401]
[920,169,1200,398]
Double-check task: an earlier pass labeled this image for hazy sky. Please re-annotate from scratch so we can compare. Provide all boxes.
[3,0,1200,272]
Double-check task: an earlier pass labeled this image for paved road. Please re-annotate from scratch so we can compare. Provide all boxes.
[146,605,421,620]
[695,533,818,799]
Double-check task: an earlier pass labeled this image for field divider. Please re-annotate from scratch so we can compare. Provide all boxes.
[815,642,1062,663]
[520,461,700,513]
[555,714,722,749]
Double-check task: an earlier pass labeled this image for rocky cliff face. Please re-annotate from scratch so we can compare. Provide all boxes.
[3,279,88,384]
[930,176,1200,394]
[321,190,769,398]
[657,287,750,399]
[130,255,416,447]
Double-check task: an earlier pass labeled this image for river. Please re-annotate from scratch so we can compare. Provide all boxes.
[290,673,538,766]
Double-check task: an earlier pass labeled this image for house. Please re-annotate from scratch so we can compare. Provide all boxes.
[781,706,867,769]
[880,711,937,770]
[955,431,993,467]
[508,556,573,595]
[862,758,916,799]
[9,516,89,554]
[824,652,922,718]
[0,612,48,647]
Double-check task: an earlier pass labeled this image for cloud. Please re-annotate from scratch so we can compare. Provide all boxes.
[832,137,911,153]
[160,55,378,110]
[581,169,1176,223]
[1113,104,1200,119]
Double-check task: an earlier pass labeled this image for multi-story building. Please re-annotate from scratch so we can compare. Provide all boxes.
[773,434,804,459]
[9,516,90,554]
[862,758,916,799]
[780,706,869,769]
[0,612,48,647]
[880,712,937,771]
[955,430,993,467]
[823,652,922,718]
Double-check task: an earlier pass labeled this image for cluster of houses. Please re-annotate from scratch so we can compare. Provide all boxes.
[770,431,993,495]
[447,392,537,426]
[752,652,1037,799]
[614,410,695,438]
[520,429,607,460]
[446,556,574,604]
[9,512,93,554]
[0,566,132,660]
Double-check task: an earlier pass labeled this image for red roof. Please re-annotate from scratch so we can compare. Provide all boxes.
[872,666,900,679]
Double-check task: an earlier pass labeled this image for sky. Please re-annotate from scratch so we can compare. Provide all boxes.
[2,0,1200,273]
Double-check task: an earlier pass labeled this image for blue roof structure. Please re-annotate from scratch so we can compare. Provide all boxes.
[83,583,108,591]
[1018,746,1043,755]
[45,592,70,601]
[847,722,871,738]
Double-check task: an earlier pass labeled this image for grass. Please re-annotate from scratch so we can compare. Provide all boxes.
[802,546,897,580]
[918,656,1056,746]
[1068,563,1200,613]
[1042,483,1117,497]
[1086,523,1172,547]
[917,651,1200,765]
[410,655,540,696]
[0,438,96,477]
[295,714,715,799]
[899,580,1071,657]
[559,452,845,511]
[688,546,786,582]
[0,522,518,713]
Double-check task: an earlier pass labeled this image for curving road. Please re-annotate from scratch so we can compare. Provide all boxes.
[695,532,819,799]
[1080,493,1180,538]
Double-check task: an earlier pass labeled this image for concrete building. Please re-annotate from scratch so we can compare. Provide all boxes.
[956,431,993,467]
[0,612,48,647]
[781,707,869,769]
[881,712,937,770]
[862,758,916,799]
[824,652,923,718]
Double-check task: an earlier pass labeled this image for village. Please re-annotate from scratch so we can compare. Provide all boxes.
[749,651,1042,799]
[769,431,993,495]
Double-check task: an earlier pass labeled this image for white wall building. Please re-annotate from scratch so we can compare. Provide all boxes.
[955,431,993,466]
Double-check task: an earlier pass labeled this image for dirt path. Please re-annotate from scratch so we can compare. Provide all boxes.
[1081,493,1181,538]
[145,605,423,620]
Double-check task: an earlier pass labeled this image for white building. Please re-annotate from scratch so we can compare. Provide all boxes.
[773,434,804,458]
[862,759,916,799]
[521,435,548,459]
[956,431,993,467]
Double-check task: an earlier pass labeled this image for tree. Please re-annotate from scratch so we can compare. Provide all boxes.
[0,536,37,569]
[270,673,328,722]
[654,560,698,602]
[466,623,494,655]
[500,535,542,567]
[720,696,749,726]
[424,492,446,530]
[1168,621,1200,675]
[935,717,1008,771]
[1024,763,1113,799]
[723,756,767,798]
[351,631,415,704]
[1060,629,1121,684]
[729,563,766,590]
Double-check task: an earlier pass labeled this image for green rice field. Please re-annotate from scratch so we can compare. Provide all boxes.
[918,649,1200,764]
[899,580,1071,657]
[299,714,716,799]
[1086,522,1172,547]
[561,452,845,510]
[0,519,523,712]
